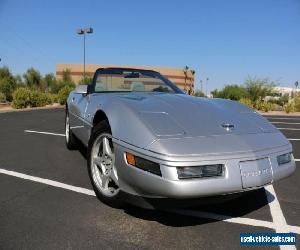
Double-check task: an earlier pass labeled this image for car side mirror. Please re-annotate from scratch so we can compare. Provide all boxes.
[75,84,88,95]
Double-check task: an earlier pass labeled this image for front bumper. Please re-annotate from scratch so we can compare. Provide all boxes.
[113,140,296,199]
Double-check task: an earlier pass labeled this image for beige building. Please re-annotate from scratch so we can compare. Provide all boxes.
[56,64,195,94]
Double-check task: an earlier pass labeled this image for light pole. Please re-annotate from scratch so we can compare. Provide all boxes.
[205,77,209,96]
[200,80,203,93]
[77,27,93,83]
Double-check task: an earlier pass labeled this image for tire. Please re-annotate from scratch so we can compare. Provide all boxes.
[87,121,124,208]
[65,109,78,150]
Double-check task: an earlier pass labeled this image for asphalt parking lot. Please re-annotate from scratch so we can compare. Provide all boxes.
[0,108,299,250]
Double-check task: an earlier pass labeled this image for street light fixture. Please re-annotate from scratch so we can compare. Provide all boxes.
[76,27,93,83]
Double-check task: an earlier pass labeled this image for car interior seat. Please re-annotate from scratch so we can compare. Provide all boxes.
[95,81,107,92]
[131,81,145,92]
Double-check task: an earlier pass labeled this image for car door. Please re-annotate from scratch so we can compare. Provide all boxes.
[68,92,90,143]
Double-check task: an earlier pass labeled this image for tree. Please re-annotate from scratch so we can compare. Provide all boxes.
[61,69,73,84]
[59,69,75,88]
[213,84,248,101]
[78,75,93,85]
[211,89,219,98]
[194,90,206,97]
[0,66,13,79]
[244,77,275,102]
[183,66,189,92]
[0,66,17,101]
[23,68,42,89]
[14,75,24,87]
[48,69,75,94]
[43,73,57,92]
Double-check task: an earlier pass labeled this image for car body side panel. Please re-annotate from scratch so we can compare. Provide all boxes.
[68,92,91,145]
[67,92,82,135]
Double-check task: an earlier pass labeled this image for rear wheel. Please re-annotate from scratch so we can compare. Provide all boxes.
[65,109,78,150]
[87,121,123,207]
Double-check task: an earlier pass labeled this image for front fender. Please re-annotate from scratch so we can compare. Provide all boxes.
[86,95,156,149]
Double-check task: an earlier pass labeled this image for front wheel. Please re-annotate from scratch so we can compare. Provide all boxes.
[87,121,124,208]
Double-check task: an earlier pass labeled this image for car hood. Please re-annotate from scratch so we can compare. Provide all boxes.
[116,92,277,138]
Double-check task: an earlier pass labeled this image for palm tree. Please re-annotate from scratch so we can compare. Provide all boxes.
[183,66,189,92]
[190,70,195,94]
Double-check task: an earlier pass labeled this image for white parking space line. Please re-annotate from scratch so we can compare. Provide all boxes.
[0,167,300,236]
[70,126,84,129]
[24,130,65,137]
[294,159,300,162]
[265,185,297,250]
[288,139,300,141]
[0,168,95,196]
[271,122,300,125]
[278,128,300,131]
[267,117,300,121]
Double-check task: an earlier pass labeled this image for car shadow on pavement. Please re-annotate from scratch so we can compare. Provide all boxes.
[76,141,88,159]
[123,188,274,227]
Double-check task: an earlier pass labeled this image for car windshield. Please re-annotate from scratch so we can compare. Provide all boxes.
[93,68,184,94]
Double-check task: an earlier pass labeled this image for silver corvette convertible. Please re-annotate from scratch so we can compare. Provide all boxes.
[66,67,295,207]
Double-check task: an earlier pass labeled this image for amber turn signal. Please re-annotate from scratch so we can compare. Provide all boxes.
[126,152,136,166]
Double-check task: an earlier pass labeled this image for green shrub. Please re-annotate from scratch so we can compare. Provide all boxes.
[12,87,32,109]
[262,102,273,112]
[30,91,42,107]
[30,91,53,107]
[49,93,58,103]
[213,84,248,100]
[239,98,253,108]
[0,92,6,103]
[12,88,55,109]
[254,100,274,112]
[57,85,74,105]
[293,93,300,112]
[194,90,206,97]
[284,102,295,114]
[43,93,54,105]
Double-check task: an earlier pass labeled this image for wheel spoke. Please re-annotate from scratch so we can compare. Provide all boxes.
[101,175,109,189]
[102,137,113,157]
[93,156,102,166]
[109,166,118,184]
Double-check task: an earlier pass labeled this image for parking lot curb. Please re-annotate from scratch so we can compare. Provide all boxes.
[258,111,300,117]
[0,105,64,113]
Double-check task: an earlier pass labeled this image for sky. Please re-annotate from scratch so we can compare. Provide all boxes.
[0,0,299,92]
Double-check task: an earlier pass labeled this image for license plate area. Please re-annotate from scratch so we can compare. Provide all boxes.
[239,158,272,189]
